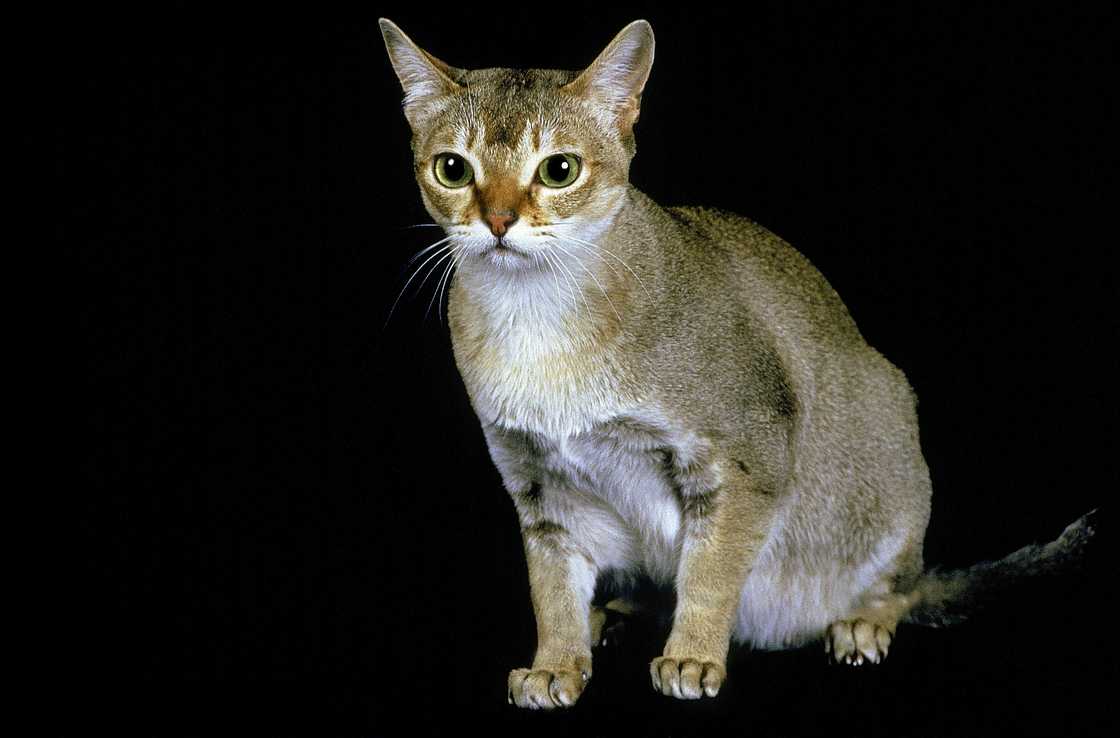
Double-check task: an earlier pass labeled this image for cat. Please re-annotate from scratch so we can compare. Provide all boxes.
[378,18,1095,709]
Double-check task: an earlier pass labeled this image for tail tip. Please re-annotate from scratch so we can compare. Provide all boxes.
[1056,508,1099,553]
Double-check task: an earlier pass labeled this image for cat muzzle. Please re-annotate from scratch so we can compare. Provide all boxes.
[485,212,518,236]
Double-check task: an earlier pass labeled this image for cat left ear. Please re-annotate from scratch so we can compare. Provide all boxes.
[379,18,464,127]
[563,20,655,131]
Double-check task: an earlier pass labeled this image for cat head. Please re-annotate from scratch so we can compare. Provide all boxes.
[380,19,654,271]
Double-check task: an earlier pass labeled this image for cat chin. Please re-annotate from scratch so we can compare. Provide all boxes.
[481,244,534,271]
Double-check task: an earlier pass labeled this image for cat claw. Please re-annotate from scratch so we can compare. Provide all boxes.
[508,666,589,709]
[826,619,892,665]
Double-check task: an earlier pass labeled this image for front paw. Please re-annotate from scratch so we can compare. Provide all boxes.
[508,665,589,709]
[649,656,725,699]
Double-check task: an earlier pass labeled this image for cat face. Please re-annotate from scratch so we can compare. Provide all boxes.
[381,20,654,272]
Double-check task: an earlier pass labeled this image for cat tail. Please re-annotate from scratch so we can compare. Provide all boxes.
[903,509,1098,627]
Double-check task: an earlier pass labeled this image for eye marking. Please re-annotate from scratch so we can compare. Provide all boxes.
[537,153,581,188]
[433,152,474,188]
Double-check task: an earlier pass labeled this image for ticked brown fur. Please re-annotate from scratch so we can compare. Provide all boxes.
[380,18,1096,710]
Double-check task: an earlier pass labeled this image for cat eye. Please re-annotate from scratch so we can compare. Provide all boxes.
[537,153,581,188]
[433,153,474,188]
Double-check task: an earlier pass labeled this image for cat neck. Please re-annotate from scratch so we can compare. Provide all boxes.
[446,194,651,436]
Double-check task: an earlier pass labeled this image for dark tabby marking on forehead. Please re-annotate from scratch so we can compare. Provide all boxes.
[381,20,652,246]
[484,115,525,148]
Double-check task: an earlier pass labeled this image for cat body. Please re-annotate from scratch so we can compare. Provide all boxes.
[380,19,1093,708]
[452,193,930,651]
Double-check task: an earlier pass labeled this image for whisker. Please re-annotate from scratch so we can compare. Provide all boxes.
[425,248,454,322]
[547,233,624,283]
[415,246,458,297]
[551,241,623,325]
[540,249,576,309]
[548,247,595,325]
[550,226,652,301]
[406,234,456,265]
[428,246,463,324]
[530,250,563,307]
[383,240,455,329]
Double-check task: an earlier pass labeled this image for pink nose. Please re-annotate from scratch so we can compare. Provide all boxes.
[485,212,517,237]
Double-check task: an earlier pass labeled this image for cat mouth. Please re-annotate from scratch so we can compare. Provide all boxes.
[484,239,529,262]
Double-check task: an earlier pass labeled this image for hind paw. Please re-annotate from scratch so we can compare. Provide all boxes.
[825,619,892,665]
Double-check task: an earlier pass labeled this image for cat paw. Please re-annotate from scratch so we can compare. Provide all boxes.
[589,606,628,648]
[649,656,725,699]
[507,666,589,709]
[825,619,892,665]
[590,599,636,649]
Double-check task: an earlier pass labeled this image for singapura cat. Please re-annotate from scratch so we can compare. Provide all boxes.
[379,18,1095,709]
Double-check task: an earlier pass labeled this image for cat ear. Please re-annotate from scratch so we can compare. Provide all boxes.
[378,18,464,127]
[563,20,655,131]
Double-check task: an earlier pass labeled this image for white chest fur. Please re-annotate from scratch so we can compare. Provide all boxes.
[533,425,684,584]
[451,266,683,583]
[449,263,641,438]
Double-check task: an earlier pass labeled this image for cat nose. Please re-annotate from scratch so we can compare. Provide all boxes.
[484,211,518,237]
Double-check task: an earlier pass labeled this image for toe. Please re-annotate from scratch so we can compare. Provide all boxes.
[678,659,703,699]
[548,670,583,707]
[854,620,879,664]
[875,625,892,659]
[701,662,725,697]
[658,658,681,697]
[508,668,531,709]
[829,621,856,664]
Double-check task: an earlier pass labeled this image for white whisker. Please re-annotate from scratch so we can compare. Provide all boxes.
[548,247,595,325]
[406,234,456,265]
[384,238,457,328]
[415,246,458,298]
[550,226,652,301]
[548,233,624,283]
[429,246,463,323]
[540,249,576,308]
[551,241,623,325]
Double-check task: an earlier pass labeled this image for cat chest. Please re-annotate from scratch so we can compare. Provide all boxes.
[465,361,622,436]
[453,325,639,438]
[448,274,640,438]
[533,424,684,580]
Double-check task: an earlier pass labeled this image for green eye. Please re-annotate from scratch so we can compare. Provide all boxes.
[433,153,473,188]
[537,153,581,188]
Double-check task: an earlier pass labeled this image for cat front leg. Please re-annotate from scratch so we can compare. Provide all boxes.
[507,499,598,710]
[652,463,778,699]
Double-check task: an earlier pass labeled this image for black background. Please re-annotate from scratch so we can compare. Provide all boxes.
[74,3,1114,735]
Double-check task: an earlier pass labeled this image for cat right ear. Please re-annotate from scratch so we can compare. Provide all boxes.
[563,20,655,132]
[378,19,464,127]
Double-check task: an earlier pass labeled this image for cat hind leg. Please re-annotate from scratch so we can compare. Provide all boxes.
[589,598,638,648]
[825,592,913,665]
